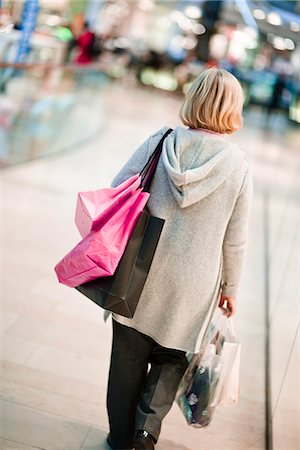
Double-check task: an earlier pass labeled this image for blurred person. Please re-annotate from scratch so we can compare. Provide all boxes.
[75,21,95,65]
[134,49,166,84]
[266,73,286,119]
[13,21,22,30]
[106,68,253,449]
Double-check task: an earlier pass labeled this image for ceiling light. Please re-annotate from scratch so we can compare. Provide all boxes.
[46,15,61,26]
[285,38,295,50]
[273,37,285,50]
[178,17,193,31]
[253,9,265,20]
[171,10,193,30]
[184,5,202,19]
[290,21,300,33]
[267,12,282,26]
[192,23,206,35]
[5,24,14,33]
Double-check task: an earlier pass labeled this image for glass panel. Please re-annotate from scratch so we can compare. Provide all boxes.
[0,64,109,168]
[268,139,300,449]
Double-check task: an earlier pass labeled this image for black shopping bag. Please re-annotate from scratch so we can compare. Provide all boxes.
[75,208,164,317]
[75,128,172,317]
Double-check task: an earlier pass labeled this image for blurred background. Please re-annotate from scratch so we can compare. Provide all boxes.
[0,0,299,165]
[1,1,299,450]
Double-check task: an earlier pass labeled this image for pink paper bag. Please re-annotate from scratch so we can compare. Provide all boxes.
[55,181,149,287]
[75,174,141,238]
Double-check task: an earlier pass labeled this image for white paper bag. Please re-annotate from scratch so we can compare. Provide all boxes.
[211,318,241,407]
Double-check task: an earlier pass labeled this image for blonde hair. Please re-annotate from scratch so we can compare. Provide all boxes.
[180,68,244,134]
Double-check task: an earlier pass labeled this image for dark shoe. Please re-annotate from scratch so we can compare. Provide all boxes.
[133,430,155,450]
[106,434,113,448]
[107,433,134,450]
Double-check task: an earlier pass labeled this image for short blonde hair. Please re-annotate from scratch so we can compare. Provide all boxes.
[180,68,244,134]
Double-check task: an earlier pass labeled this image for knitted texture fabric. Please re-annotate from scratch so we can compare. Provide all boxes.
[110,126,253,353]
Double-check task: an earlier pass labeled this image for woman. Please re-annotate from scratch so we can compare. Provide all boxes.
[75,21,95,65]
[106,68,253,449]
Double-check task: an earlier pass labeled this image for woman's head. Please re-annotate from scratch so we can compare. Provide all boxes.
[180,68,244,134]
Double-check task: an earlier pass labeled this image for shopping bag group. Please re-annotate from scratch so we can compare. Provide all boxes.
[55,129,173,318]
[176,311,241,427]
[56,173,149,287]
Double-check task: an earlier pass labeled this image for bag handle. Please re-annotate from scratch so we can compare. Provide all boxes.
[140,128,173,192]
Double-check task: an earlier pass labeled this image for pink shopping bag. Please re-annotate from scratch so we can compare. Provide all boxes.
[75,174,141,238]
[54,179,149,287]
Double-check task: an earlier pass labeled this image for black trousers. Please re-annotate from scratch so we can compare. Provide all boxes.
[107,320,188,449]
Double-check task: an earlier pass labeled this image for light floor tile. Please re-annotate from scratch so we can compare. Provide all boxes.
[80,426,190,450]
[5,290,60,323]
[156,440,190,450]
[24,344,108,387]
[247,438,266,450]
[3,335,40,366]
[5,312,112,361]
[2,362,103,405]
[1,378,108,428]
[2,400,90,450]
[0,439,43,450]
[2,313,19,332]
[159,401,264,449]
[79,426,109,450]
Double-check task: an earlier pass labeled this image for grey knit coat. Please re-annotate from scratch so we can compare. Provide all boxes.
[110,126,253,353]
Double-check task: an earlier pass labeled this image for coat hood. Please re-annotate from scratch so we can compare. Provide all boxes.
[162,126,245,208]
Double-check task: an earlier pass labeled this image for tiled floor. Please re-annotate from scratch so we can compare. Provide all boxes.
[2,81,299,449]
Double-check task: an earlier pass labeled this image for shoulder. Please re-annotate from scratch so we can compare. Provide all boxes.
[218,141,252,195]
[227,143,253,195]
[146,126,173,153]
[226,141,250,171]
[149,126,173,140]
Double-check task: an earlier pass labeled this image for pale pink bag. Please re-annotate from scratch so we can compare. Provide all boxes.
[54,175,149,287]
[75,174,141,238]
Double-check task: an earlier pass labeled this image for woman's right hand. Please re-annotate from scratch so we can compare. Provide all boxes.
[218,294,236,317]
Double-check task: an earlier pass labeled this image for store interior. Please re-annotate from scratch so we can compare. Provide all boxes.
[0,0,299,168]
[1,2,299,450]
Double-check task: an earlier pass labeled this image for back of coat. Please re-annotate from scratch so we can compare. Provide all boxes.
[111,126,253,353]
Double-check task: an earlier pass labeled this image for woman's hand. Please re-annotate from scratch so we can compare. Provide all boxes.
[218,294,236,317]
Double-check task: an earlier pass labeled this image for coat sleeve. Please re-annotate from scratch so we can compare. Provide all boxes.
[110,127,169,188]
[221,165,253,297]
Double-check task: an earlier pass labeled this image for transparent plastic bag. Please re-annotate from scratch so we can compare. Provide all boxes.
[211,319,241,407]
[176,311,240,427]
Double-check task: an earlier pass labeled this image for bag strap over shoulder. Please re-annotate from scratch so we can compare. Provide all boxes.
[140,128,173,192]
